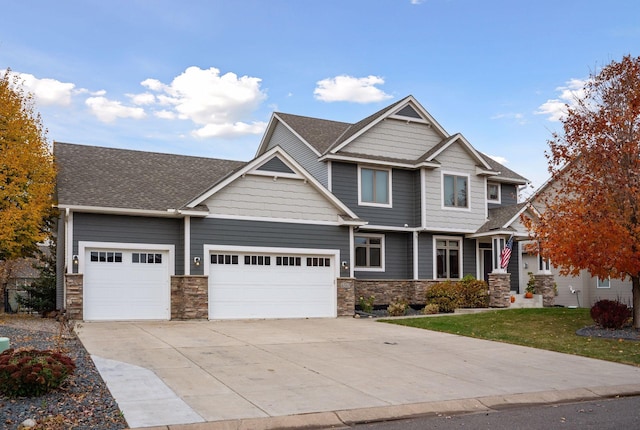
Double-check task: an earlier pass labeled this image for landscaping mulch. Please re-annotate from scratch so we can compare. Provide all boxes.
[576,325,640,341]
[0,315,127,430]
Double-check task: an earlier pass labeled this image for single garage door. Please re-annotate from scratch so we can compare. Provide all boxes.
[83,248,170,320]
[208,250,336,319]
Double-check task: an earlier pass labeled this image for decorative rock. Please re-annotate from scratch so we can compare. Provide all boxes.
[19,418,37,429]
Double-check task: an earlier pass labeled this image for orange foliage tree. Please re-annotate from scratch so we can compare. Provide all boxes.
[526,55,640,328]
[0,70,56,261]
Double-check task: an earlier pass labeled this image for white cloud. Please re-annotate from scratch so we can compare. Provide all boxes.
[314,75,393,103]
[535,78,587,121]
[491,112,526,124]
[127,92,156,105]
[3,70,76,106]
[411,0,425,4]
[141,66,268,137]
[85,96,146,123]
[486,154,508,165]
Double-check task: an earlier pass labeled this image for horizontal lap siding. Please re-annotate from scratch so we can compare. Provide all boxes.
[268,122,328,187]
[354,232,411,280]
[190,218,350,277]
[418,233,433,279]
[332,162,418,227]
[72,213,184,275]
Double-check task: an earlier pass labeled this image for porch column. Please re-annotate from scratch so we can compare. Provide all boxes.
[491,236,507,273]
[413,231,419,280]
[488,272,511,308]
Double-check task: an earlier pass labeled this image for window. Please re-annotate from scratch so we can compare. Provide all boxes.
[355,234,384,270]
[210,254,239,265]
[132,252,162,264]
[276,256,301,266]
[307,257,331,267]
[443,174,468,208]
[597,277,610,288]
[90,251,123,263]
[435,238,461,279]
[244,255,271,265]
[487,182,500,203]
[359,167,391,206]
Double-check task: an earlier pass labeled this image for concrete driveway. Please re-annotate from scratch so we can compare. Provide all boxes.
[76,318,640,430]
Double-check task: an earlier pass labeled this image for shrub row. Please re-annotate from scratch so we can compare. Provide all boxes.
[425,275,489,313]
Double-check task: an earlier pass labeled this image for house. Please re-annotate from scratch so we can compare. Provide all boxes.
[524,172,634,308]
[55,95,533,321]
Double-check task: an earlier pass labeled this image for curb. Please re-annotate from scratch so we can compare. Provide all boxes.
[128,384,640,430]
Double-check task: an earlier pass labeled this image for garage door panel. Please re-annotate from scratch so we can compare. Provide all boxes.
[84,248,170,321]
[209,251,336,319]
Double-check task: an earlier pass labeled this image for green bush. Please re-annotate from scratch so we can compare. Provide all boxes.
[425,276,489,312]
[422,303,439,315]
[358,295,375,313]
[457,275,489,308]
[0,349,75,398]
[425,281,459,313]
[387,297,409,316]
[590,299,632,329]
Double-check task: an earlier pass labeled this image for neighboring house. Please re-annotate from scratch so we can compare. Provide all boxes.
[55,95,532,321]
[525,174,634,308]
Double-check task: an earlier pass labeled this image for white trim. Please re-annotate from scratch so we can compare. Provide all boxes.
[360,224,417,232]
[353,233,385,272]
[254,113,322,158]
[248,170,302,180]
[413,231,419,280]
[319,153,440,169]
[349,226,355,278]
[441,171,471,212]
[204,213,365,226]
[596,277,611,288]
[184,216,191,276]
[425,133,493,170]
[420,168,427,228]
[487,180,501,204]
[357,165,393,208]
[57,204,187,218]
[426,226,477,234]
[77,241,176,276]
[432,235,463,280]
[66,209,73,274]
[327,161,332,192]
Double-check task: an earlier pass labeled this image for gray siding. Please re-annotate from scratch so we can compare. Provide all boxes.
[332,162,418,227]
[257,156,294,174]
[414,171,422,227]
[418,233,434,279]
[268,122,328,186]
[489,183,519,209]
[354,232,412,280]
[463,238,476,278]
[72,213,184,275]
[190,218,350,277]
[508,252,520,291]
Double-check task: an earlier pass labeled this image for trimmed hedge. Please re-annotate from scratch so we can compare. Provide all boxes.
[425,276,489,313]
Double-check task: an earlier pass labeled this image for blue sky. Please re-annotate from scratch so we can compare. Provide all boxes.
[2,0,639,190]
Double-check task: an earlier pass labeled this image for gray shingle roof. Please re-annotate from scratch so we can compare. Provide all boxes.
[275,113,350,154]
[55,142,246,211]
[475,202,529,234]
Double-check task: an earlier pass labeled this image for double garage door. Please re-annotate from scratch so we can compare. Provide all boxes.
[208,248,337,319]
[82,244,337,320]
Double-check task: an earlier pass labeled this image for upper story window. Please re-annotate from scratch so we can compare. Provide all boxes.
[355,234,384,271]
[487,182,501,203]
[443,174,468,208]
[358,166,391,207]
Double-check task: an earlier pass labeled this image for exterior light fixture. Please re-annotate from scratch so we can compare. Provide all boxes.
[193,257,201,266]
[72,255,79,265]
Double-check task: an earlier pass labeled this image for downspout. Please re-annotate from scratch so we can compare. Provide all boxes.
[349,225,355,278]
[413,231,419,280]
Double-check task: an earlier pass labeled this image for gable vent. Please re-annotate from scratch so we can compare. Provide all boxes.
[395,105,422,119]
[256,156,295,174]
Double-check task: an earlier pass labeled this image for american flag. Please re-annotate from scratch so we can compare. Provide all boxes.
[500,235,514,269]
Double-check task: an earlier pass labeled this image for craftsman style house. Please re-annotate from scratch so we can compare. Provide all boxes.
[55,95,532,321]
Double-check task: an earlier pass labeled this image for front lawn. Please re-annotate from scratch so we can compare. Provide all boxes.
[383,308,640,367]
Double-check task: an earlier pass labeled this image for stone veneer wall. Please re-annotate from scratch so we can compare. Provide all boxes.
[534,274,555,307]
[488,273,511,308]
[354,279,440,306]
[337,278,355,316]
[65,274,84,320]
[171,276,208,320]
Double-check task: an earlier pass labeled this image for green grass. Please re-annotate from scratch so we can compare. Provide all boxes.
[383,308,640,367]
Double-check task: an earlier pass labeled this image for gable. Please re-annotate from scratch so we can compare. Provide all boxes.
[339,118,443,161]
[433,139,484,173]
[255,156,295,175]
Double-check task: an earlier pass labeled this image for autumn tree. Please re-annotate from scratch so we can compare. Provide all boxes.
[527,55,640,328]
[0,69,56,261]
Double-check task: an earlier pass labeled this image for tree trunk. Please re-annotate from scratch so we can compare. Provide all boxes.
[633,275,640,329]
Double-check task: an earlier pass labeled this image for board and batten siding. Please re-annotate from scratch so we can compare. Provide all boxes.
[344,119,442,160]
[424,142,487,231]
[71,213,184,275]
[203,174,340,222]
[190,218,350,277]
[266,122,328,187]
[332,162,418,227]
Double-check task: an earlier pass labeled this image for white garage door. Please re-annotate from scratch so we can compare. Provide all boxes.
[83,248,170,321]
[208,250,336,319]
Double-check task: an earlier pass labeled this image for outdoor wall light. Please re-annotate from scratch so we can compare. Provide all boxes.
[193,256,201,266]
[72,255,79,265]
[341,261,349,271]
